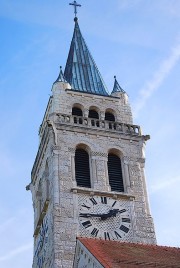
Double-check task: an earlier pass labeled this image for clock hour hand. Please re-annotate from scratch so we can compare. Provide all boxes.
[80,209,121,219]
[79,212,104,218]
[100,209,120,220]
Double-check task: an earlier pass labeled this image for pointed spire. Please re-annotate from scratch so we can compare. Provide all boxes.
[54,66,67,83]
[64,19,108,96]
[112,76,126,94]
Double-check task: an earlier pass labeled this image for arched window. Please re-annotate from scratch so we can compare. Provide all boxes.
[88,110,99,119]
[108,153,124,192]
[75,148,91,188]
[88,109,99,127]
[105,112,115,122]
[72,107,83,124]
[72,107,83,116]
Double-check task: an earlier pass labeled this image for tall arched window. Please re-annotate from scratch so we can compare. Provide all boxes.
[108,153,124,192]
[75,148,91,188]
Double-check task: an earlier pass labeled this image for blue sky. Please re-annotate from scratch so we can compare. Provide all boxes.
[0,0,180,267]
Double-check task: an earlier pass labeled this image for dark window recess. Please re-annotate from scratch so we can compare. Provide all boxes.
[108,154,124,192]
[105,112,115,122]
[75,149,91,188]
[72,107,83,116]
[88,110,99,119]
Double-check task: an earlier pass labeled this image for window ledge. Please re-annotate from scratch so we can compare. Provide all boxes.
[71,187,135,200]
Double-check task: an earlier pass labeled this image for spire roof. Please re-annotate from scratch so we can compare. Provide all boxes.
[64,18,108,96]
[112,76,126,94]
[54,66,67,83]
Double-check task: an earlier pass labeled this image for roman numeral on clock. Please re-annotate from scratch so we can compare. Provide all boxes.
[101,197,107,204]
[114,231,122,239]
[112,201,117,207]
[91,228,99,237]
[119,209,126,214]
[120,225,129,233]
[81,203,90,209]
[122,218,131,223]
[82,221,92,229]
[104,232,110,240]
[89,197,97,205]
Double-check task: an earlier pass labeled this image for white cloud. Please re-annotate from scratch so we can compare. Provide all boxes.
[0,243,33,262]
[133,41,180,117]
[150,176,180,193]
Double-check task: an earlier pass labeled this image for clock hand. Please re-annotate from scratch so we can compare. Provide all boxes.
[79,212,106,218]
[100,209,120,220]
[80,209,121,219]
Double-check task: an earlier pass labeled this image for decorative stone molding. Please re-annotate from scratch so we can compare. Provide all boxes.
[47,120,58,145]
[123,156,131,164]
[71,187,135,200]
[51,145,61,153]
[138,157,146,164]
[91,151,108,157]
[68,147,75,154]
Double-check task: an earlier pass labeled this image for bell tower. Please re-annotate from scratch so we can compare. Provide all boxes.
[27,2,156,268]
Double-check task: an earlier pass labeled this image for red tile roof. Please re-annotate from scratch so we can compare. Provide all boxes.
[78,237,180,268]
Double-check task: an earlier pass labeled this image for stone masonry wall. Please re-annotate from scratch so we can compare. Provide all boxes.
[31,81,156,268]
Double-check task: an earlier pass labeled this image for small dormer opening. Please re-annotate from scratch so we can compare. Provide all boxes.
[72,107,83,116]
[88,110,99,119]
[105,112,115,122]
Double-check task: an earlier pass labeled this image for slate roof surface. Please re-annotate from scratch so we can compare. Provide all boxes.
[64,18,108,96]
[78,237,180,268]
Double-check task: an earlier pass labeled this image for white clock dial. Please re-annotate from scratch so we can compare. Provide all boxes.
[79,196,131,241]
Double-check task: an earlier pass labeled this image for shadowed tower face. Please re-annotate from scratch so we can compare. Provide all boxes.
[27,2,156,268]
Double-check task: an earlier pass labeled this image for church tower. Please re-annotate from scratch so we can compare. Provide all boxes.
[27,2,156,268]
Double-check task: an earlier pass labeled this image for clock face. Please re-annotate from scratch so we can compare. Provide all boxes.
[79,196,131,241]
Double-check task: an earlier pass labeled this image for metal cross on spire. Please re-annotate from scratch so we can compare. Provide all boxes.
[69,1,81,18]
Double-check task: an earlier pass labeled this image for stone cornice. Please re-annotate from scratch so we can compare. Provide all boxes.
[71,187,135,200]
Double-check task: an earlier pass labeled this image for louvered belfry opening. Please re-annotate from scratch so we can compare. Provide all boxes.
[105,112,115,122]
[72,107,83,116]
[75,149,91,188]
[108,153,124,192]
[88,110,99,119]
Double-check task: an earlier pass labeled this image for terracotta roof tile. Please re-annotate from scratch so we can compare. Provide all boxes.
[78,237,180,268]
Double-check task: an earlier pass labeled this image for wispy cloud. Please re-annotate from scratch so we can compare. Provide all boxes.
[133,41,180,117]
[150,176,180,193]
[0,218,16,233]
[0,243,33,262]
